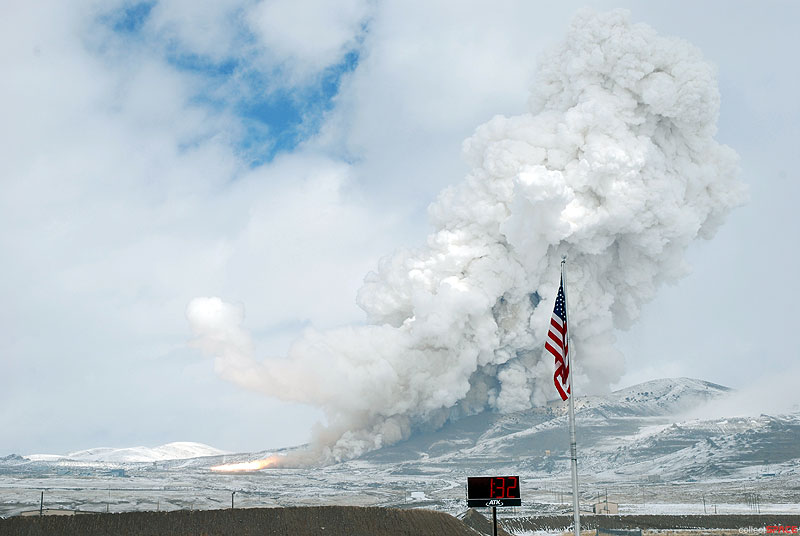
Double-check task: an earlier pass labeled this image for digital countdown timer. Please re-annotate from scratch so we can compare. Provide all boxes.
[467,476,521,507]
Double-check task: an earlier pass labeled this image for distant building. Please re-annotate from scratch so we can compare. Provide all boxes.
[109,469,126,477]
[645,474,662,483]
[408,491,427,502]
[593,500,619,514]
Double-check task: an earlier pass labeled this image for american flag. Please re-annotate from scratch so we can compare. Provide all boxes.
[545,276,570,401]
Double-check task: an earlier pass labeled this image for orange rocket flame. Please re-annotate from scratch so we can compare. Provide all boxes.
[210,456,280,472]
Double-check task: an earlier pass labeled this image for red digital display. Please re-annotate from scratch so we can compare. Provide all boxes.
[467,476,521,507]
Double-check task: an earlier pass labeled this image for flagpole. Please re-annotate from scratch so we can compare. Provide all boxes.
[561,256,580,536]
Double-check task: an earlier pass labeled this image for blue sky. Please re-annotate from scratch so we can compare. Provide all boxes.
[1,0,798,456]
[101,1,363,165]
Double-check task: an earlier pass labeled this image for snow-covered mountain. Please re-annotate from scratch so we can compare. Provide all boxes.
[26,442,227,463]
[358,377,800,482]
[7,378,800,480]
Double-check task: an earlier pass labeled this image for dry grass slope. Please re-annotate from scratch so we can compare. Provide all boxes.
[459,509,515,536]
[501,514,800,533]
[0,506,482,536]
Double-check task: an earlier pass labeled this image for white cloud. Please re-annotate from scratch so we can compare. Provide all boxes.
[246,0,371,83]
[0,0,395,453]
[313,1,587,220]
[147,0,249,61]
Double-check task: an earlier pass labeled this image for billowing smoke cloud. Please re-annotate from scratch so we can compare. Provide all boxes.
[187,9,745,464]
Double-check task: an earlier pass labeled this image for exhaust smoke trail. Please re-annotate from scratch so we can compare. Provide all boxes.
[188,10,745,464]
[210,456,282,472]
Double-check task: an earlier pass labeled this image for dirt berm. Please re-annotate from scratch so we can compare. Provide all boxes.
[0,506,483,536]
[459,509,514,536]
[501,514,800,532]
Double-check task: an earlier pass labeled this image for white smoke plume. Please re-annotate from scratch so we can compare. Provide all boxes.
[187,10,745,464]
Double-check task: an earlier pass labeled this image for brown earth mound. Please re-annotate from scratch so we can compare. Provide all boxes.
[0,506,481,536]
[502,514,800,532]
[459,509,515,536]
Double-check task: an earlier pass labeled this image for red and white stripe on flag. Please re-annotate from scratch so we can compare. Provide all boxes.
[545,276,570,401]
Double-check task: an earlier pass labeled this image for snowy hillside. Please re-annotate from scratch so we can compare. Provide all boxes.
[26,442,227,463]
[7,377,799,479]
[361,378,728,458]
[11,378,794,481]
[579,377,731,415]
[359,377,799,483]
